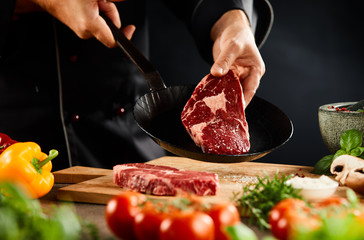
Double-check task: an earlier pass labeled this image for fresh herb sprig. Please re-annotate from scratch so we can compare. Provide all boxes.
[236,172,302,230]
[313,129,364,175]
[0,182,101,240]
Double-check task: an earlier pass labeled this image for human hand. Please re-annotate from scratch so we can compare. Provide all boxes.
[28,0,135,47]
[210,10,265,107]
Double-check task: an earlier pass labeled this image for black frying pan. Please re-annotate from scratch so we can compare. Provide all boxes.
[105,17,293,163]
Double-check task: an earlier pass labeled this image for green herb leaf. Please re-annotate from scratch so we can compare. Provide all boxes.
[346,188,358,208]
[172,197,191,211]
[350,147,364,157]
[333,149,347,159]
[340,129,363,153]
[225,222,257,240]
[236,172,302,230]
[313,129,364,175]
[0,182,100,240]
[261,237,277,240]
[312,155,334,175]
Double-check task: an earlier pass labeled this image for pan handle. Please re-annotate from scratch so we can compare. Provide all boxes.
[103,15,166,92]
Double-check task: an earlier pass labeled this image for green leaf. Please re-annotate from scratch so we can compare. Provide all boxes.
[0,207,20,240]
[261,237,277,240]
[350,147,364,157]
[340,129,363,152]
[312,155,334,175]
[346,188,358,208]
[333,149,347,159]
[52,205,82,240]
[226,223,257,240]
[0,182,43,214]
[0,183,95,240]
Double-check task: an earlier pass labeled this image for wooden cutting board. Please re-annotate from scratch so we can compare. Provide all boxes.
[54,156,348,204]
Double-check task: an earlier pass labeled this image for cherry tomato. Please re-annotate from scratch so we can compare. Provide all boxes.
[105,191,145,240]
[207,203,241,240]
[268,198,318,240]
[133,202,170,240]
[159,210,215,240]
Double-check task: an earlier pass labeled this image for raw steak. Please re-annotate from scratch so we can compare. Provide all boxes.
[181,70,250,155]
[113,163,219,196]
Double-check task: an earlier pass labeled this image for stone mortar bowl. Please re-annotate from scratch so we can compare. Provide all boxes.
[318,102,364,153]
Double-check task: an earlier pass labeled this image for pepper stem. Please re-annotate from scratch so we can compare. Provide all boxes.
[36,149,59,169]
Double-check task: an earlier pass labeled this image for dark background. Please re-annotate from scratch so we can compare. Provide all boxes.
[146,0,364,167]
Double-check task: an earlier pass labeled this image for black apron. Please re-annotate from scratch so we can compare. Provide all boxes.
[0,0,273,170]
[0,1,166,170]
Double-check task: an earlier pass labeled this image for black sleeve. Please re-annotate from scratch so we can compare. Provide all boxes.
[253,0,274,49]
[0,0,16,57]
[162,0,273,64]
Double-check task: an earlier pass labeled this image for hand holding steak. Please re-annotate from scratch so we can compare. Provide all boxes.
[210,10,265,106]
[181,70,250,155]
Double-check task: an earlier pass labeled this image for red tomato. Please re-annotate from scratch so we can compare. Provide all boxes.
[207,203,241,240]
[159,210,215,240]
[268,198,319,240]
[133,202,170,240]
[105,191,145,240]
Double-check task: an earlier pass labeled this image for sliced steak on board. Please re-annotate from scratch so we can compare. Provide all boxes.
[181,70,250,155]
[113,163,219,196]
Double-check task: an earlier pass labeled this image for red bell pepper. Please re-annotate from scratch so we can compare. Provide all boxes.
[0,133,17,154]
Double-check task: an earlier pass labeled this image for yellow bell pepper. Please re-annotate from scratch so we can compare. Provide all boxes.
[0,142,58,198]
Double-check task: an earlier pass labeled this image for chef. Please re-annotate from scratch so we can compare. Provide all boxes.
[0,0,273,170]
